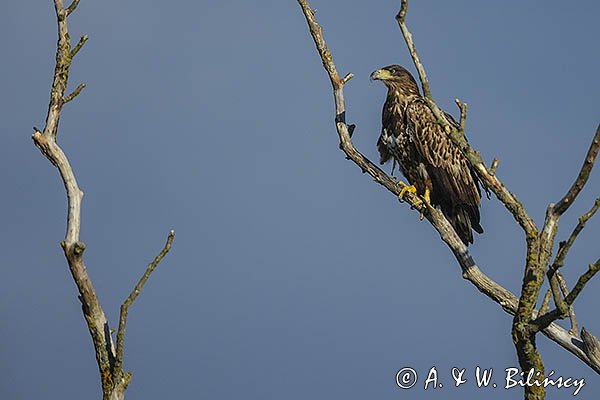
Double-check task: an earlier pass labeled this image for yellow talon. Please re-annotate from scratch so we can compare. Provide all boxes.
[398,184,431,221]
[398,184,417,202]
[424,187,431,204]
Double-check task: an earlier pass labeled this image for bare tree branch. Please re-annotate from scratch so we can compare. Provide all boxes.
[33,3,116,393]
[454,98,468,135]
[534,260,600,333]
[539,289,551,315]
[396,3,556,395]
[526,160,600,379]
[538,198,600,337]
[565,260,600,305]
[397,4,600,389]
[582,328,600,368]
[70,34,88,58]
[64,82,86,104]
[552,198,600,271]
[395,4,600,398]
[115,230,175,373]
[531,133,600,341]
[538,137,600,274]
[395,1,432,101]
[33,2,174,399]
[66,0,81,16]
[554,127,600,215]
[546,265,569,322]
[296,0,600,380]
[296,1,423,213]
[556,272,579,335]
[490,158,500,175]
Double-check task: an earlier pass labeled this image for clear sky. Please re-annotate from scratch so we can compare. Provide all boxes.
[1,1,599,399]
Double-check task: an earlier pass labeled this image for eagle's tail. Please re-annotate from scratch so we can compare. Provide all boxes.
[444,204,483,246]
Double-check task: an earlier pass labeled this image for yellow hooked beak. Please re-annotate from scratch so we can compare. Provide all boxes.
[370,69,393,81]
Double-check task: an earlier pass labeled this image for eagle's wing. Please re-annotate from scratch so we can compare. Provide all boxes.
[406,98,483,242]
[377,128,392,165]
[378,99,399,165]
[405,99,480,204]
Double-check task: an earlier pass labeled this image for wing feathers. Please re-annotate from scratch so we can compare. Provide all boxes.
[406,99,482,244]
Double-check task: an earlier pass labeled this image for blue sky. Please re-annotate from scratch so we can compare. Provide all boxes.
[1,1,599,399]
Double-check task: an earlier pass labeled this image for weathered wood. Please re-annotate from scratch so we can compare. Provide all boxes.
[33,2,174,399]
[297,4,600,400]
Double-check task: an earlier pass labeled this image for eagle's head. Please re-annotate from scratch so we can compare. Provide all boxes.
[370,65,420,96]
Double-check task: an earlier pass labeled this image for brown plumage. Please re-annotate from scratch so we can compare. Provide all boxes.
[371,65,483,245]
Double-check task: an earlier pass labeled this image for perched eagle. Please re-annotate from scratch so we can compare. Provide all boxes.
[370,65,483,245]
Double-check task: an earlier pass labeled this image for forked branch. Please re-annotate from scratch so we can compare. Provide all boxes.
[553,198,600,271]
[296,0,600,388]
[33,2,174,399]
[396,2,600,392]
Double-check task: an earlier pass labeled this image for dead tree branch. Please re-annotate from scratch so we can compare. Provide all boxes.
[396,3,600,397]
[534,260,600,333]
[515,126,600,396]
[554,130,600,216]
[296,2,600,396]
[582,328,600,368]
[557,272,579,335]
[553,198,600,271]
[115,230,175,374]
[539,198,600,335]
[32,2,174,399]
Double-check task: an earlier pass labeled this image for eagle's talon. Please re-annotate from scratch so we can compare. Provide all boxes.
[410,198,423,208]
[398,184,417,203]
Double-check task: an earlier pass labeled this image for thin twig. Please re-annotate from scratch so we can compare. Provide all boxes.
[534,260,599,332]
[70,34,88,58]
[490,159,499,175]
[557,272,578,335]
[64,83,86,103]
[115,230,175,372]
[341,73,353,85]
[455,98,468,135]
[565,259,600,305]
[542,267,577,334]
[547,265,569,319]
[396,1,430,98]
[539,289,552,315]
[395,1,450,132]
[552,198,600,271]
[554,126,600,215]
[66,0,80,16]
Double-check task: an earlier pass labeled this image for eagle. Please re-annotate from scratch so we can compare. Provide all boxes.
[370,65,483,245]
